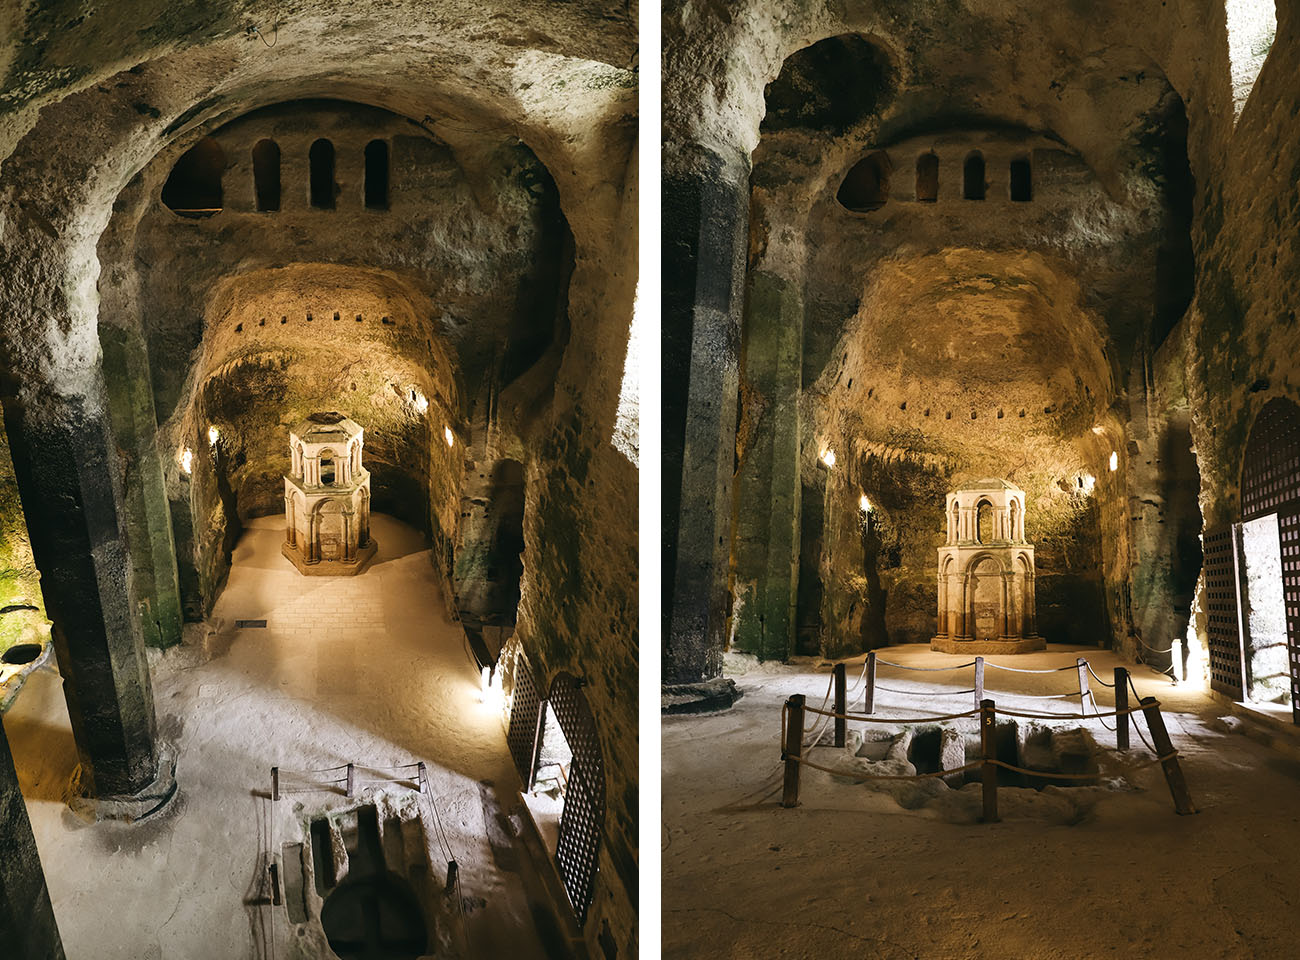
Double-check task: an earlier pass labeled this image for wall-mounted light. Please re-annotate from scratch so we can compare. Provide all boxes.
[1109,451,1119,472]
[208,424,220,447]
[1077,472,1096,495]
[411,388,429,414]
[444,426,455,447]
[1091,425,1106,436]
[178,447,194,476]
[859,494,872,513]
[819,448,836,469]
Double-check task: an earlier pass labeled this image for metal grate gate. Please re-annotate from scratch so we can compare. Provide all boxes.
[1203,525,1245,700]
[1242,398,1300,722]
[1280,510,1300,723]
[1242,398,1300,521]
[506,652,543,786]
[549,672,605,927]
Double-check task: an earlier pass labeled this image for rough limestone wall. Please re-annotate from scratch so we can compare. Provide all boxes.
[0,415,47,655]
[511,146,638,959]
[1177,2,1295,675]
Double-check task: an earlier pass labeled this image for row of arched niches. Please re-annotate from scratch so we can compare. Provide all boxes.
[162,124,390,218]
[835,131,1067,214]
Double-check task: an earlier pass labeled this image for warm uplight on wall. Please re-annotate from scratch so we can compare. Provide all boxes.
[208,425,220,446]
[1078,473,1096,495]
[819,448,836,468]
[178,447,194,475]
[1109,451,1119,472]
[411,388,429,414]
[859,494,872,513]
[1091,425,1105,436]
[444,426,455,447]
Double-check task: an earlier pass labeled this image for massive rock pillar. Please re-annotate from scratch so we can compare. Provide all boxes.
[1,382,160,800]
[732,270,804,661]
[0,719,64,959]
[662,144,750,684]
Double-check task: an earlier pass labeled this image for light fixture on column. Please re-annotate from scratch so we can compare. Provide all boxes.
[178,447,194,475]
[208,424,220,446]
[444,426,454,447]
[1109,451,1118,472]
[819,447,836,468]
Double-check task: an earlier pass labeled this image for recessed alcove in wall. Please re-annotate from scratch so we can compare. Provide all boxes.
[838,152,891,212]
[161,136,225,217]
[804,249,1115,653]
[172,265,460,611]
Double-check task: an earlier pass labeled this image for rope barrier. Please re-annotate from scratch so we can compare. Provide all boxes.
[846,660,870,694]
[875,659,978,672]
[1085,691,1117,732]
[801,703,982,723]
[996,701,1157,721]
[1126,676,1159,753]
[873,682,977,697]
[1084,663,1117,688]
[801,673,836,748]
[982,662,1078,674]
[1136,638,1175,655]
[792,754,983,782]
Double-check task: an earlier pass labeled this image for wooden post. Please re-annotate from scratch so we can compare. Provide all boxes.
[268,862,282,906]
[980,698,999,823]
[974,657,985,709]
[864,651,877,715]
[346,762,355,798]
[833,662,847,748]
[417,761,427,793]
[1076,658,1090,717]
[782,694,805,808]
[1140,697,1196,815]
[271,766,280,802]
[1114,667,1129,751]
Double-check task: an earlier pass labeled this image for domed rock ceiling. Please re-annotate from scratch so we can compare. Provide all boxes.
[725,9,1194,662]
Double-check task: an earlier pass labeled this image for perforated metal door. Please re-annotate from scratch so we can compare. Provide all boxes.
[506,653,542,786]
[1242,398,1300,722]
[1203,525,1245,700]
[549,672,605,927]
[1280,510,1300,723]
[1242,399,1300,521]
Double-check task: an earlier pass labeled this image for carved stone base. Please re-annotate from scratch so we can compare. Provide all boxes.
[930,636,1046,655]
[281,539,378,576]
[67,741,179,823]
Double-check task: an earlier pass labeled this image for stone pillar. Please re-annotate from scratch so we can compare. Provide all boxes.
[1026,573,1039,636]
[1001,573,1012,638]
[284,495,296,546]
[1,387,159,798]
[732,270,803,661]
[342,511,355,561]
[936,573,948,636]
[307,514,320,563]
[0,719,64,959]
[663,143,750,684]
[360,494,371,546]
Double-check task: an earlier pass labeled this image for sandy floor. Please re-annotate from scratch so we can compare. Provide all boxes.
[8,514,558,960]
[663,645,1300,960]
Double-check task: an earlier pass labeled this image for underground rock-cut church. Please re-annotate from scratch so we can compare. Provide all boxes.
[0,2,637,958]
[663,0,1300,956]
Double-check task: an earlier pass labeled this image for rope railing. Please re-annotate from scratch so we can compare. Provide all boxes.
[840,651,1136,716]
[780,686,1196,819]
[821,651,1176,730]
